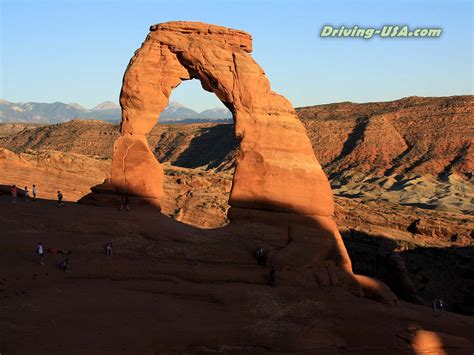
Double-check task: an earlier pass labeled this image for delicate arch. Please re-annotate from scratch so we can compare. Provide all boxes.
[106,22,397,299]
[112,21,334,217]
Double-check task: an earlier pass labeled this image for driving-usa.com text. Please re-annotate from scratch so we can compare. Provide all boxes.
[320,25,442,39]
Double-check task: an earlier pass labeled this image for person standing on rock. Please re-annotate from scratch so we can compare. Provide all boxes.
[24,187,30,202]
[57,190,64,208]
[105,242,113,256]
[32,184,37,201]
[119,194,130,211]
[255,247,266,266]
[36,242,44,266]
[11,185,17,204]
[438,299,448,315]
[432,299,438,316]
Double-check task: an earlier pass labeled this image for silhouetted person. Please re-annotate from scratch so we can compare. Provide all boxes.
[407,219,421,235]
[270,267,276,287]
[36,242,44,266]
[255,247,266,266]
[438,299,448,315]
[57,191,64,208]
[24,187,30,202]
[432,299,438,316]
[59,258,70,273]
[11,185,17,204]
[120,194,130,211]
[105,242,113,256]
[32,184,37,200]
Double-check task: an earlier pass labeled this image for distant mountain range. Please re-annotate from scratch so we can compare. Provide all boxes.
[0,99,232,124]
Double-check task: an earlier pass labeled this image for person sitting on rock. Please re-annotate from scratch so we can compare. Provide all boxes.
[120,194,130,211]
[59,258,71,273]
[269,266,276,288]
[11,185,17,204]
[57,190,64,208]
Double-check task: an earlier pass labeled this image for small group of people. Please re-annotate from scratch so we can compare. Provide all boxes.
[10,184,64,207]
[36,242,70,272]
[36,240,114,272]
[432,298,448,316]
[10,184,37,203]
[9,184,131,211]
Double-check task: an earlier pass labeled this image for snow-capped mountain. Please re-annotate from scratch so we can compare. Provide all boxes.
[197,107,233,119]
[161,101,200,119]
[68,103,88,111]
[91,101,120,111]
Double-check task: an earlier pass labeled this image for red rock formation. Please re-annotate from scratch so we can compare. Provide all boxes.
[111,21,364,296]
[300,96,474,180]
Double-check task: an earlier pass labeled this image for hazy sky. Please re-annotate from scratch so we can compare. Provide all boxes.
[1,0,472,111]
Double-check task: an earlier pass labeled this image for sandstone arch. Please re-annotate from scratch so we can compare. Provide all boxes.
[111,21,373,296]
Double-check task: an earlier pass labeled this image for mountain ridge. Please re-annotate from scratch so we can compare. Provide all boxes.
[0,95,471,182]
[0,99,232,123]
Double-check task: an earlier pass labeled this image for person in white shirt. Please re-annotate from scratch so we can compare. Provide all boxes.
[32,184,37,200]
[36,242,44,265]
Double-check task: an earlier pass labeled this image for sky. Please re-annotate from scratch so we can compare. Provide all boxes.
[0,0,472,111]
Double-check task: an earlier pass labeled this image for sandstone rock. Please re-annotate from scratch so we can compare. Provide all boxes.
[397,328,474,354]
[90,178,116,194]
[354,274,398,306]
[113,21,333,216]
[109,21,364,295]
[0,148,109,201]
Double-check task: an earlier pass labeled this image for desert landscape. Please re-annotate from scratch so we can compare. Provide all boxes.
[1,13,473,355]
[1,93,473,353]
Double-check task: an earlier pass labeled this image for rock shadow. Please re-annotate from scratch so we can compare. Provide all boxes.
[171,124,238,171]
[343,228,474,315]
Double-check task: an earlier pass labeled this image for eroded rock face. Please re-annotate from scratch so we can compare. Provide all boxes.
[111,21,362,295]
[113,21,334,214]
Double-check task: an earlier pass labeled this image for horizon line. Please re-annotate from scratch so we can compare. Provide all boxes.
[1,93,473,112]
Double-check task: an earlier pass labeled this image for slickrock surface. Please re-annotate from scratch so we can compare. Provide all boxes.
[1,97,473,311]
[0,148,109,200]
[0,196,473,354]
[3,146,472,314]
